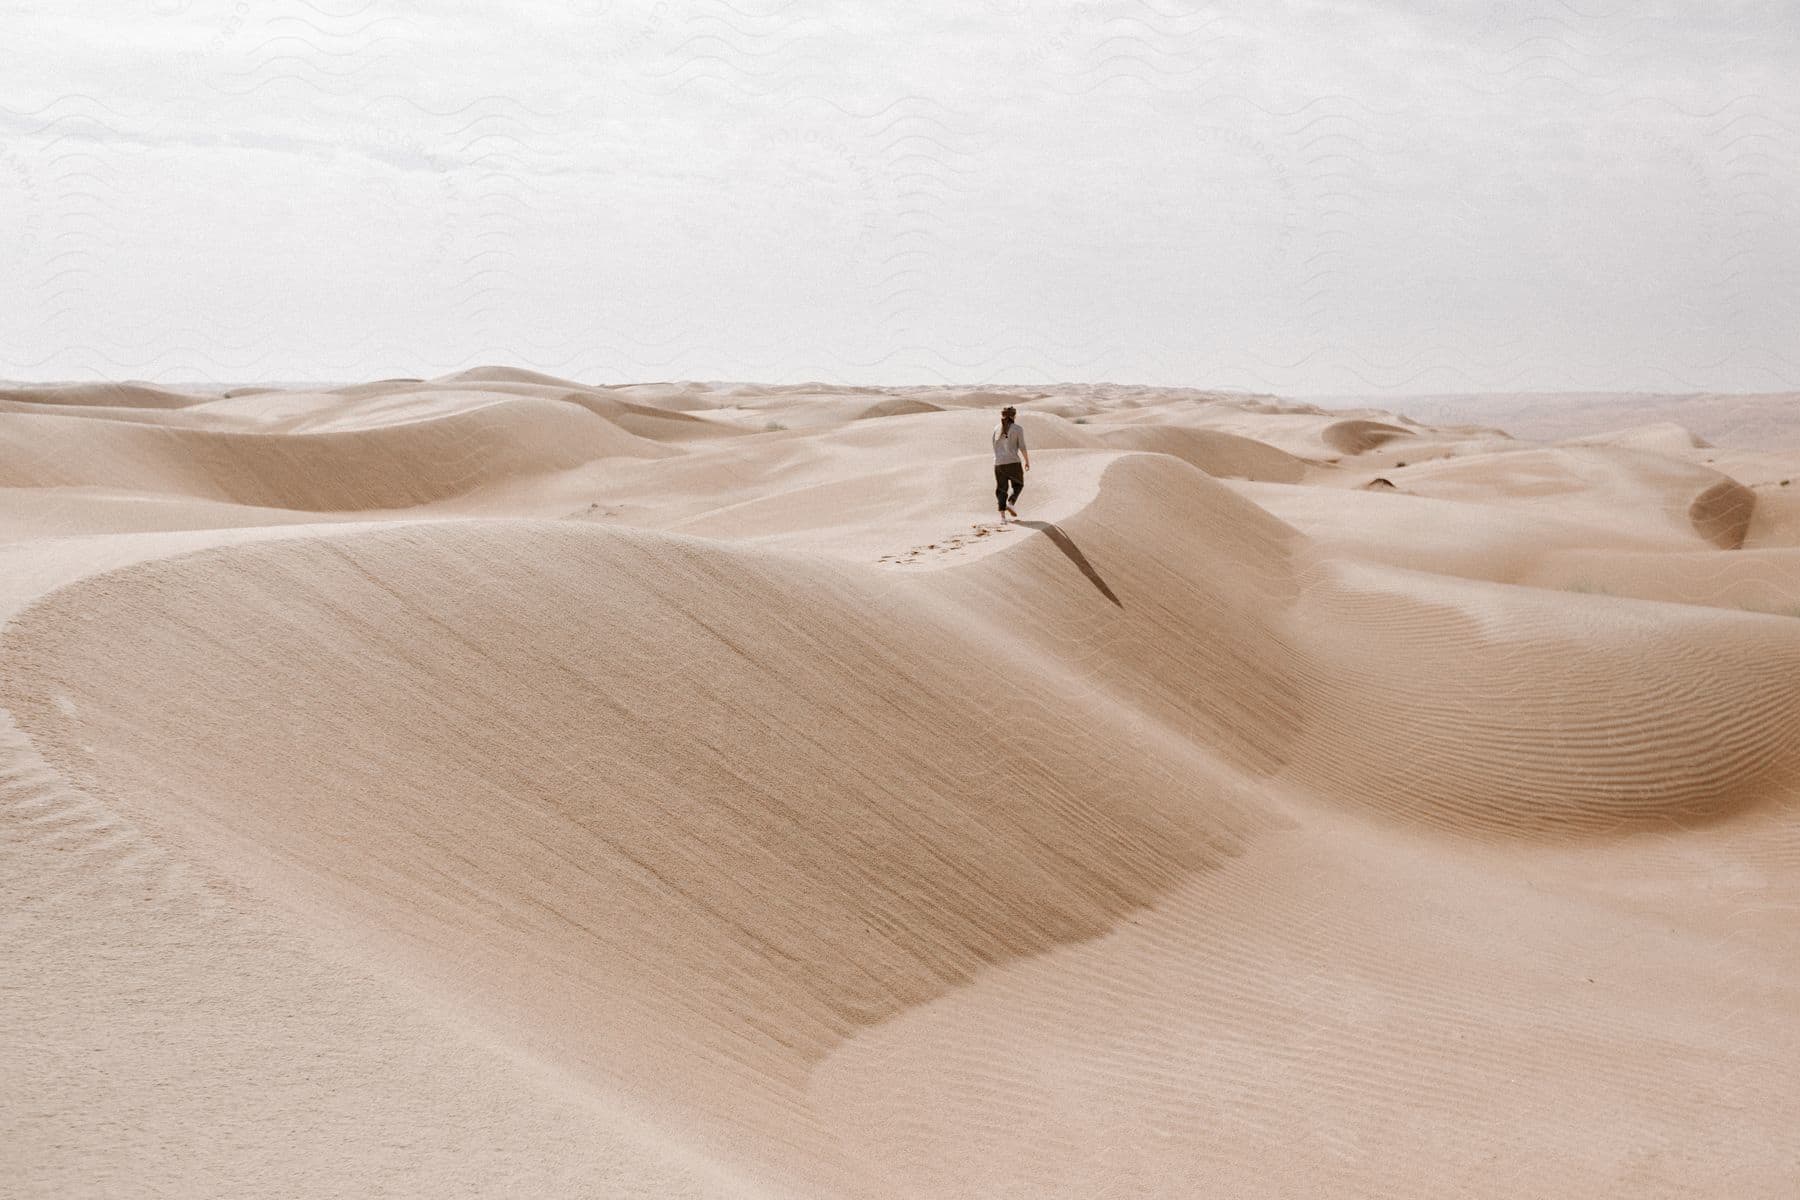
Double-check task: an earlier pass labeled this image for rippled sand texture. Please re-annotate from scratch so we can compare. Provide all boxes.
[4,373,1799,1198]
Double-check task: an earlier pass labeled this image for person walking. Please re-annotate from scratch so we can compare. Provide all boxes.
[992,404,1029,520]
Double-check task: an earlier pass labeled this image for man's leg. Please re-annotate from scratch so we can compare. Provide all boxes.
[994,465,1009,514]
[1009,466,1025,505]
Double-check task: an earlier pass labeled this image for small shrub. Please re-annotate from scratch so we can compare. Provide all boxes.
[764,421,787,432]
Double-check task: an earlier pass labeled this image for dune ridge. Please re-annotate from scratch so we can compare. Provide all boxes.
[0,395,673,511]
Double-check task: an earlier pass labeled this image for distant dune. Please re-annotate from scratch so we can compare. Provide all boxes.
[4,373,1799,1198]
[1322,391,1800,450]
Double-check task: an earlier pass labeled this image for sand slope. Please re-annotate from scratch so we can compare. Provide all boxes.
[3,377,1799,1197]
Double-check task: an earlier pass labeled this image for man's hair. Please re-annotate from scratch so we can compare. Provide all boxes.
[1000,405,1017,418]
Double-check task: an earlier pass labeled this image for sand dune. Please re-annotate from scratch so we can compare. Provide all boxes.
[1321,417,1414,455]
[1093,424,1310,482]
[4,377,1799,1197]
[1354,391,1800,450]
[0,394,673,511]
[0,380,208,410]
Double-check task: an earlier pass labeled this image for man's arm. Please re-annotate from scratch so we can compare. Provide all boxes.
[1020,428,1030,470]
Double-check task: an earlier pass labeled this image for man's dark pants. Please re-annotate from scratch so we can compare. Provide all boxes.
[994,462,1024,511]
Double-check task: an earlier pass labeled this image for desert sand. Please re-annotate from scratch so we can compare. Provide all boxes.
[3,373,1798,1198]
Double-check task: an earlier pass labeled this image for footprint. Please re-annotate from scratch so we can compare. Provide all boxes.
[882,520,1015,565]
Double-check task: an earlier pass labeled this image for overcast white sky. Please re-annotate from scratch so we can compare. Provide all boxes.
[4,1,1796,392]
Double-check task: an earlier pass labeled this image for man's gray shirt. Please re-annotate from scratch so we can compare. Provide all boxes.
[992,422,1026,465]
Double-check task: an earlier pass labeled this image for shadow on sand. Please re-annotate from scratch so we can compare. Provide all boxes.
[1017,520,1122,608]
